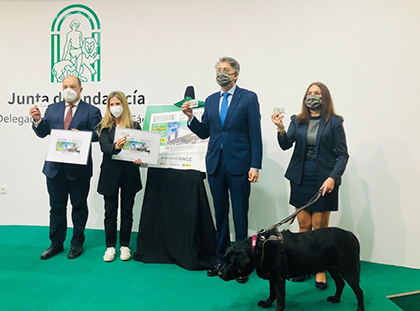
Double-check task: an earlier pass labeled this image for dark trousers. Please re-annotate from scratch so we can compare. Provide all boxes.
[207,152,251,263]
[103,184,136,248]
[46,170,90,247]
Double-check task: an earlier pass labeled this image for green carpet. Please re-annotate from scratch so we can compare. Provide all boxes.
[1,225,419,311]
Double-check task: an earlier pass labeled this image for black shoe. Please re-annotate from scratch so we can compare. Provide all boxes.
[315,281,328,290]
[68,245,83,259]
[236,276,249,284]
[40,246,64,260]
[291,275,310,282]
[207,263,223,277]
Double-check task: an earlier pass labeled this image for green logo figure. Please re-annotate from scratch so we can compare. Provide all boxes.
[51,4,101,83]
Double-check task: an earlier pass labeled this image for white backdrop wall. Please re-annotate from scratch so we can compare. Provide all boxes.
[0,0,419,269]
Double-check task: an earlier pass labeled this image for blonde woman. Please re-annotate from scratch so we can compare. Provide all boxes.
[97,91,142,262]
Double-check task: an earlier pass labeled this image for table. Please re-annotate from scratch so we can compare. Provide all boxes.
[133,167,217,270]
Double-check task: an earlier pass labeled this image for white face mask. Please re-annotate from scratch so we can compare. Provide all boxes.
[62,87,78,103]
[110,106,123,118]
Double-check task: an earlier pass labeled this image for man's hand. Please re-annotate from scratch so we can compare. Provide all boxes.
[248,169,259,183]
[181,101,193,120]
[29,105,41,122]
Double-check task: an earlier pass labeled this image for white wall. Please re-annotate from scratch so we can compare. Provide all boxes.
[0,0,419,269]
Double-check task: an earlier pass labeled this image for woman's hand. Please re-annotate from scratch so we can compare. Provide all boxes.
[320,177,335,196]
[271,112,285,132]
[134,158,143,165]
[114,136,127,150]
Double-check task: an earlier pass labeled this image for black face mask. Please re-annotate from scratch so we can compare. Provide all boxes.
[305,95,322,110]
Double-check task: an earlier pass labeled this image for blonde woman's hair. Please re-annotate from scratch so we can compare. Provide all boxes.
[97,91,134,136]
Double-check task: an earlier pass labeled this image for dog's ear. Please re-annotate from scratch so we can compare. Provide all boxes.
[236,252,250,273]
[224,246,232,260]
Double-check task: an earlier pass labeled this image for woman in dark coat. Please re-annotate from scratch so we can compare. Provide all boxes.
[271,82,349,290]
[97,91,142,262]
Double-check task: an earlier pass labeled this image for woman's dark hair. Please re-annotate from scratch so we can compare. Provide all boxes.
[296,82,343,124]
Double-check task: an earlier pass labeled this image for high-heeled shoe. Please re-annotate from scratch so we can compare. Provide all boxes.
[315,280,328,290]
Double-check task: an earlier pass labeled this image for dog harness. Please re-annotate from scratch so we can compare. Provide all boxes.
[250,191,322,279]
[252,231,291,279]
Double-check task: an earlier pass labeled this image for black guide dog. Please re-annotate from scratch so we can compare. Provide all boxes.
[218,227,365,311]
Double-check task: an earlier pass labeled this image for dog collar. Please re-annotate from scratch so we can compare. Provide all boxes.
[252,234,257,252]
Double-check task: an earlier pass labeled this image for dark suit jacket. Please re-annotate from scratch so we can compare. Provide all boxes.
[278,115,349,186]
[97,122,143,196]
[32,100,102,180]
[188,85,263,175]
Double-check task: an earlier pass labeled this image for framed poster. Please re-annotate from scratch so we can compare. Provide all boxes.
[111,127,161,165]
[46,129,93,165]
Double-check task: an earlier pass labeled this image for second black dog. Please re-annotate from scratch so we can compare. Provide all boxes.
[218,227,364,311]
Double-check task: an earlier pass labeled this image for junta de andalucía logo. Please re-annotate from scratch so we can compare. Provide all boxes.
[51,4,101,83]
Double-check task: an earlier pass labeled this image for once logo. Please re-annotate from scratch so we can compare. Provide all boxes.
[51,4,101,83]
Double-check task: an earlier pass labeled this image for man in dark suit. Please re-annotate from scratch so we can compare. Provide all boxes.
[182,57,263,283]
[29,76,102,260]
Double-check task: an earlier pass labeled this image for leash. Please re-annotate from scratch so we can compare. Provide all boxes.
[251,190,322,251]
[263,190,322,235]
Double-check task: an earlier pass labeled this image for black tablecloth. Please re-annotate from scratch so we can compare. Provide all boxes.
[133,168,217,270]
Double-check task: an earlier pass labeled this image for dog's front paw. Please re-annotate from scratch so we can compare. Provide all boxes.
[258,299,274,308]
[327,296,340,303]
